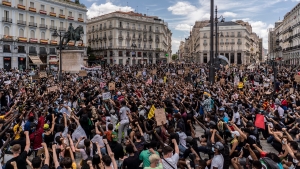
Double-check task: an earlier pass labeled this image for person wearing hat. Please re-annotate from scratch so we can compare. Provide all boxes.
[108,131,124,167]
[207,142,224,169]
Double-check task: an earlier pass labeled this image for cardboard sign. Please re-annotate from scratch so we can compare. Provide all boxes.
[47,86,58,92]
[152,69,157,75]
[154,108,167,126]
[72,125,87,141]
[254,82,259,86]
[290,88,294,94]
[137,71,142,77]
[225,65,229,70]
[166,72,170,76]
[39,72,47,78]
[102,92,111,100]
[79,70,87,77]
[178,70,183,75]
[220,78,225,85]
[32,75,39,80]
[108,82,115,90]
[295,75,300,83]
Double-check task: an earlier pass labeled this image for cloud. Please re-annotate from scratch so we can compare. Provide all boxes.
[223,12,237,18]
[167,1,197,15]
[248,20,274,49]
[171,38,181,54]
[87,2,134,19]
[175,24,191,31]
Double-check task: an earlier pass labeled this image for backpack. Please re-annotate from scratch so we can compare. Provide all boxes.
[260,157,280,169]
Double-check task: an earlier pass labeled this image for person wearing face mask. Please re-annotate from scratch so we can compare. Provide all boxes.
[206,142,224,169]
[145,154,163,169]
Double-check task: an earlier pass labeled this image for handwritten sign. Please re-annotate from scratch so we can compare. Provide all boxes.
[39,72,47,78]
[152,69,157,75]
[108,82,115,90]
[154,109,167,126]
[137,71,142,77]
[102,92,111,100]
[295,75,300,83]
[47,86,58,92]
[72,125,87,141]
[79,70,87,77]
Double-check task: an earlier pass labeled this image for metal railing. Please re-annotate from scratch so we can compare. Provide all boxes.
[39,24,48,29]
[29,22,37,27]
[2,17,12,23]
[17,20,26,25]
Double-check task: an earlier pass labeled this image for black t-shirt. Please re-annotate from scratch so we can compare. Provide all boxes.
[109,141,124,160]
[5,151,28,169]
[42,164,49,169]
[123,152,141,169]
[10,137,26,152]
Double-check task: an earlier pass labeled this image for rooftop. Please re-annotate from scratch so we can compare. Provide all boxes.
[205,21,239,27]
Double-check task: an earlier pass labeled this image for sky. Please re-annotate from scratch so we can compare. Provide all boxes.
[82,0,300,54]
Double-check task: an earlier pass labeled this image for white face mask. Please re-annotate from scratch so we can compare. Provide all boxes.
[205,118,208,122]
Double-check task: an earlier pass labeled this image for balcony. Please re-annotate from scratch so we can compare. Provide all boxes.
[59,27,66,31]
[107,35,112,40]
[2,17,12,23]
[68,16,74,20]
[118,36,123,40]
[49,25,57,30]
[143,38,147,42]
[143,28,147,32]
[59,14,65,19]
[155,30,160,33]
[225,42,229,45]
[203,43,208,46]
[155,38,160,43]
[132,37,136,41]
[28,22,37,27]
[40,39,48,44]
[18,49,26,53]
[149,38,153,42]
[119,25,123,29]
[237,34,242,37]
[237,41,242,45]
[49,12,56,17]
[220,42,224,45]
[109,25,112,28]
[230,42,235,45]
[39,10,47,15]
[230,35,235,37]
[203,36,207,38]
[78,18,84,22]
[103,26,107,30]
[29,7,36,13]
[126,26,130,30]
[2,0,11,7]
[225,35,229,37]
[2,35,13,41]
[17,4,25,10]
[132,27,136,30]
[126,36,131,40]
[29,38,38,43]
[138,37,142,41]
[18,37,27,42]
[103,36,107,40]
[17,20,26,25]
[39,24,48,29]
[137,28,142,31]
[50,40,58,45]
[3,48,11,53]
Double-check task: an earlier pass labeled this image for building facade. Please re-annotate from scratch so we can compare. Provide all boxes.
[198,21,262,65]
[268,2,300,65]
[87,11,172,65]
[0,0,87,70]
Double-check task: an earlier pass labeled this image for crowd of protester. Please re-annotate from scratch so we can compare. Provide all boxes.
[0,63,299,169]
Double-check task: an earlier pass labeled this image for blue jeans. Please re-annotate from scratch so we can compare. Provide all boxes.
[178,145,187,156]
[267,136,274,143]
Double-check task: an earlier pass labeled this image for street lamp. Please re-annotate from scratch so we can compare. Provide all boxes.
[215,6,225,68]
[209,0,215,84]
[52,29,64,82]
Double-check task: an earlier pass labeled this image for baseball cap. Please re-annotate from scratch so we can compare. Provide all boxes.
[111,132,118,141]
[213,142,224,150]
[43,124,49,130]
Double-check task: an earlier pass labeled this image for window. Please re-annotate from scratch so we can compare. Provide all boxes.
[149,26,152,31]
[156,44,158,48]
[19,29,24,37]
[60,22,63,28]
[60,9,63,15]
[30,16,34,22]
[49,48,56,54]
[119,31,122,35]
[41,5,44,10]
[51,7,54,13]
[4,10,9,18]
[127,32,129,37]
[18,46,25,53]
[41,18,45,24]
[149,44,152,49]
[138,43,141,48]
[144,43,146,48]
[19,13,23,21]
[118,41,122,47]
[119,51,122,56]
[4,26,9,35]
[41,32,45,39]
[19,0,23,5]
[79,13,82,18]
[110,31,112,35]
[3,45,10,53]
[51,20,54,26]
[29,46,36,54]
[30,2,34,8]
[30,30,35,38]
[69,11,72,17]
[119,22,122,27]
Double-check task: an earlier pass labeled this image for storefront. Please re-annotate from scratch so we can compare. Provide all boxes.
[18,57,26,71]
[3,57,11,71]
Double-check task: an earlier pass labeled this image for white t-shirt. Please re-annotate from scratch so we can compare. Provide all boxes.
[162,153,179,169]
[177,132,187,149]
[210,154,224,169]
[233,112,241,125]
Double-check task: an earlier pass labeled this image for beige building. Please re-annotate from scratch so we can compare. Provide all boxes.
[0,0,87,70]
[268,2,300,65]
[87,11,172,65]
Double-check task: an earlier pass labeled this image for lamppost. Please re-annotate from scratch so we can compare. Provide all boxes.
[269,58,277,93]
[52,29,64,82]
[131,42,137,65]
[215,6,225,68]
[209,0,215,84]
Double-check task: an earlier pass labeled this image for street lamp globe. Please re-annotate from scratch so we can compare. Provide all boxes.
[52,29,59,39]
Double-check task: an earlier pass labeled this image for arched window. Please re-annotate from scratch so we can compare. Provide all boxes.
[4,26,9,35]
[19,29,24,37]
[30,30,35,38]
[41,32,45,39]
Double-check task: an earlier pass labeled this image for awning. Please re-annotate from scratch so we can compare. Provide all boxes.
[29,55,43,65]
[49,59,58,64]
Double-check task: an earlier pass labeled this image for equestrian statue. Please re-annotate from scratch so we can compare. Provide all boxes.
[62,23,84,46]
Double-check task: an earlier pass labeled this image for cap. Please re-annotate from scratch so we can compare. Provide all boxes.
[213,142,224,150]
[138,105,143,109]
[209,121,216,126]
[110,109,115,114]
[111,131,118,141]
[43,124,49,130]
[219,107,225,111]
[186,136,193,143]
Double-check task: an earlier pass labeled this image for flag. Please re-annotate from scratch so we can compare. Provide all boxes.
[255,114,265,129]
[148,105,156,119]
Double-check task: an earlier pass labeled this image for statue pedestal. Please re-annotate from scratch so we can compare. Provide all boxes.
[60,50,84,73]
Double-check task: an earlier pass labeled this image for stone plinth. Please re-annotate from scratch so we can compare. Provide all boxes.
[60,50,84,73]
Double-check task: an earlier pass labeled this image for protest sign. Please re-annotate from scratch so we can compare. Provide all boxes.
[137,71,142,77]
[178,70,183,75]
[72,125,87,141]
[39,72,47,78]
[79,70,87,77]
[100,82,106,88]
[254,82,259,86]
[154,109,167,125]
[290,88,294,94]
[152,69,157,75]
[109,82,115,90]
[102,92,111,100]
[295,75,300,83]
[255,114,265,129]
[47,86,58,92]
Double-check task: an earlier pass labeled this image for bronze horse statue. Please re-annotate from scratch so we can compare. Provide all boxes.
[62,25,84,46]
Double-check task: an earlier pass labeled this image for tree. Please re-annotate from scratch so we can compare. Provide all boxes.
[172,54,178,61]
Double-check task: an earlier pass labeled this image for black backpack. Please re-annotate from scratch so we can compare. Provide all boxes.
[260,157,280,169]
